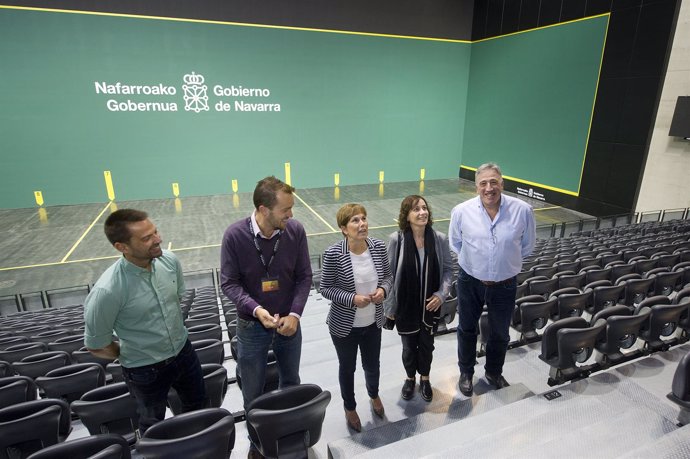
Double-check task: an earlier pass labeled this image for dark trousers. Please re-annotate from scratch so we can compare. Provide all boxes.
[122,339,205,433]
[330,323,381,411]
[400,330,435,378]
[456,268,516,377]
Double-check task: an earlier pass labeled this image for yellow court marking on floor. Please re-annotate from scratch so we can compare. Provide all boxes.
[534,206,562,212]
[293,192,337,232]
[60,202,112,263]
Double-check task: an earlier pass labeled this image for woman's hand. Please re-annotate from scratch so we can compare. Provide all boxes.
[353,294,371,308]
[370,288,385,305]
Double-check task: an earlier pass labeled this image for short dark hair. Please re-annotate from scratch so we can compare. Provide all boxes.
[104,209,148,244]
[397,195,433,231]
[253,176,295,210]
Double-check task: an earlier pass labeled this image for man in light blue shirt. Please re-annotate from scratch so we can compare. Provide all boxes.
[449,163,535,396]
[84,209,205,433]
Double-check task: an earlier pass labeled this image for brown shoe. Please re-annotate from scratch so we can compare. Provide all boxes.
[345,409,361,432]
[247,447,264,459]
[370,397,385,418]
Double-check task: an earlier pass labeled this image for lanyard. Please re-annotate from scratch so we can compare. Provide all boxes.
[248,219,282,275]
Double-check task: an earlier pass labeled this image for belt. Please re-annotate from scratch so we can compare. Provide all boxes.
[481,278,513,286]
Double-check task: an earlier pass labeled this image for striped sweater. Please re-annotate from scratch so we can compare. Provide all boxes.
[320,237,394,338]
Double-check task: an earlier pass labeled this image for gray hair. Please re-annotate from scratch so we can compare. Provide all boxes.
[475,162,502,182]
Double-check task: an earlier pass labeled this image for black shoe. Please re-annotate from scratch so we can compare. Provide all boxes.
[419,379,433,402]
[401,378,415,400]
[459,373,473,396]
[485,372,510,389]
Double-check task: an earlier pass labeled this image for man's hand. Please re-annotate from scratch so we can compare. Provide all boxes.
[277,315,299,336]
[425,294,442,312]
[87,341,120,360]
[256,307,279,329]
[370,287,385,305]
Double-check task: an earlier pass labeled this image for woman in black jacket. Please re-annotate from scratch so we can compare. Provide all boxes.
[384,195,453,402]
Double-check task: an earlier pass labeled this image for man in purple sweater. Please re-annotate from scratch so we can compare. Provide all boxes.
[220,176,312,419]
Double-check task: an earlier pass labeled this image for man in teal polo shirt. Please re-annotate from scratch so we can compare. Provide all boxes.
[84,208,205,433]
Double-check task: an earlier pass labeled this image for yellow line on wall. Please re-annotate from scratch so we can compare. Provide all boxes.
[0,5,469,43]
[293,193,337,232]
[534,206,562,212]
[60,202,112,263]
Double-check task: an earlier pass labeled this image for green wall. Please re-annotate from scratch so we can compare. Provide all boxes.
[0,7,606,208]
[462,16,608,194]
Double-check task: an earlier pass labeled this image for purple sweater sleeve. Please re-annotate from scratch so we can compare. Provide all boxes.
[220,220,260,317]
[289,222,312,316]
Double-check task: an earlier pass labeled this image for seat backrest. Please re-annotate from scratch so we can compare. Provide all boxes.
[136,408,235,459]
[0,342,47,364]
[190,339,224,365]
[0,403,62,459]
[246,384,331,458]
[71,382,139,440]
[47,334,84,354]
[168,364,227,415]
[669,351,690,403]
[35,363,106,403]
[0,376,38,409]
[187,324,222,342]
[0,336,30,351]
[14,351,71,380]
[25,433,131,459]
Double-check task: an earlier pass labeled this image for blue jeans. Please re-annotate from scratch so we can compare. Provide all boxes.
[456,268,516,376]
[236,317,302,411]
[122,339,205,433]
[330,323,381,411]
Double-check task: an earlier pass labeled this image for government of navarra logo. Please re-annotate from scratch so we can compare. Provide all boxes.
[182,72,209,113]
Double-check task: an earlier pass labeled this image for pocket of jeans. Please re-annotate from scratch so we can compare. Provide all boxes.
[237,317,256,330]
[125,366,159,385]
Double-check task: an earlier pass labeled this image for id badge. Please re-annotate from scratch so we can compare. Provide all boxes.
[261,276,280,293]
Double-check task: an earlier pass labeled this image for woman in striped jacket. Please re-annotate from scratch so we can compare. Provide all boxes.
[320,203,393,432]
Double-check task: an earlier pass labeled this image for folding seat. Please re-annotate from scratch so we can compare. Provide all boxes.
[0,342,47,365]
[47,334,84,354]
[0,399,71,458]
[635,296,687,351]
[29,330,74,345]
[25,433,131,459]
[0,336,29,351]
[0,376,37,409]
[646,269,683,296]
[0,362,11,378]
[553,260,579,273]
[653,252,681,268]
[616,274,655,307]
[511,295,556,342]
[673,261,690,287]
[585,282,625,315]
[137,408,235,459]
[184,313,220,329]
[245,385,330,459]
[13,351,71,380]
[582,267,612,284]
[187,323,222,342]
[630,257,659,275]
[527,276,559,298]
[190,339,224,365]
[557,272,586,290]
[539,317,606,384]
[532,265,558,278]
[516,270,534,285]
[168,363,227,415]
[71,382,139,445]
[610,263,635,282]
[592,305,649,365]
[188,305,218,317]
[35,363,105,403]
[105,362,124,383]
[596,251,623,267]
[72,347,115,368]
[577,257,601,269]
[666,351,690,426]
[550,288,591,321]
